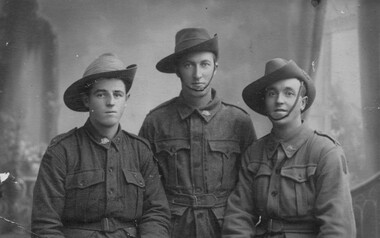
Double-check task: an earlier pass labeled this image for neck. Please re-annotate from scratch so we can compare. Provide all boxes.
[91,121,119,139]
[272,118,302,139]
[182,89,212,108]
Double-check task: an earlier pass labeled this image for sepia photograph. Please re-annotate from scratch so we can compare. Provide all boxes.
[0,0,378,237]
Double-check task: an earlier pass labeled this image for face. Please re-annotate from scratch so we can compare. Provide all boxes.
[176,51,217,98]
[264,78,308,126]
[83,78,128,130]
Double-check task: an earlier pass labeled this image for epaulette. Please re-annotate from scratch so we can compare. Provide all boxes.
[147,97,178,115]
[48,128,77,148]
[221,101,249,114]
[123,131,152,150]
[314,130,341,146]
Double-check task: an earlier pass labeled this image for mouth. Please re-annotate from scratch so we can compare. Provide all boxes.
[274,108,287,112]
[105,111,117,114]
[191,82,206,90]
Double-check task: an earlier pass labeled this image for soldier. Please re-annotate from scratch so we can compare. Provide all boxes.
[222,58,356,237]
[31,53,170,238]
[139,28,256,237]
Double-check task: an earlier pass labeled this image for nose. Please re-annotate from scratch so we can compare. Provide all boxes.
[276,93,285,104]
[193,65,202,79]
[106,95,116,106]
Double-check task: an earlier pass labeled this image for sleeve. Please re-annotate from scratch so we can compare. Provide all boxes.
[222,148,258,238]
[242,113,257,148]
[138,116,155,151]
[314,145,356,238]
[138,147,171,238]
[31,147,66,238]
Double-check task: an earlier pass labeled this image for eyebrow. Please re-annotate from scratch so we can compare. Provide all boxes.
[92,89,125,94]
[266,86,297,91]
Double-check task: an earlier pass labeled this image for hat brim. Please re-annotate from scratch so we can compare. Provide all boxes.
[156,36,218,73]
[64,65,137,112]
[242,61,316,115]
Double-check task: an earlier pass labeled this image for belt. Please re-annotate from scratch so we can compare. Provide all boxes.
[255,217,317,235]
[167,193,228,208]
[64,217,137,234]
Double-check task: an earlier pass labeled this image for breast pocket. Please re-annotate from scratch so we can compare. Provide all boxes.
[208,140,241,189]
[280,166,317,217]
[154,139,190,188]
[64,169,105,220]
[122,169,146,217]
[248,162,272,212]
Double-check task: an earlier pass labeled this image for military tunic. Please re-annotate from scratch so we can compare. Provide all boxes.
[139,89,256,237]
[32,120,171,238]
[222,124,356,238]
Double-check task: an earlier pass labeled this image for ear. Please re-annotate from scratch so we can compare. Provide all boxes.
[213,63,218,76]
[82,94,90,108]
[300,96,308,111]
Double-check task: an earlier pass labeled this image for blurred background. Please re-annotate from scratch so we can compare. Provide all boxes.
[0,0,378,237]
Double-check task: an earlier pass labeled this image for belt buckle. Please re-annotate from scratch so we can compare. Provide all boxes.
[193,194,217,208]
[267,218,283,234]
[101,217,110,232]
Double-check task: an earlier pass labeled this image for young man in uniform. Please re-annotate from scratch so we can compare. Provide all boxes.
[31,53,170,238]
[222,58,356,237]
[139,28,256,237]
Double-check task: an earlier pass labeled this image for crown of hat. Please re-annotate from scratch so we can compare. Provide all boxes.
[83,53,126,77]
[264,58,289,75]
[174,28,212,52]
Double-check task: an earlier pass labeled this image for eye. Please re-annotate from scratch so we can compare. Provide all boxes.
[266,90,277,97]
[96,92,105,98]
[201,62,211,67]
[182,62,192,69]
[285,90,295,97]
[114,92,124,98]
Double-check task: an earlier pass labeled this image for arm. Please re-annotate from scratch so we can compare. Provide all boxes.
[314,146,356,238]
[138,149,170,238]
[31,148,66,238]
[222,148,257,238]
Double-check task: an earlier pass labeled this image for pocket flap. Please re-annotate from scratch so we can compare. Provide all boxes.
[65,169,104,189]
[281,166,317,183]
[122,169,145,188]
[208,140,241,156]
[155,139,190,154]
[253,163,272,178]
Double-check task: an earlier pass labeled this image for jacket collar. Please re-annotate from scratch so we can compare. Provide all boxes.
[84,119,123,150]
[177,88,222,122]
[265,123,313,159]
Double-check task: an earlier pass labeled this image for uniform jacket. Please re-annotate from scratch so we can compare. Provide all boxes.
[139,89,256,237]
[222,124,356,238]
[31,119,171,238]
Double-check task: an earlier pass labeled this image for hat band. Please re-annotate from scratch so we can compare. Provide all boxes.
[175,38,210,52]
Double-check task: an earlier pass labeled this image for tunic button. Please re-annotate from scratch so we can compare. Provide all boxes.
[108,168,113,173]
[271,191,278,197]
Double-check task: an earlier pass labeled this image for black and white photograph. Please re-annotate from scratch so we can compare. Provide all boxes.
[0,0,378,237]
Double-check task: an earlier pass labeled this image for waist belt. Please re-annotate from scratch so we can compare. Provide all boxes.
[167,193,228,208]
[64,217,137,234]
[255,217,317,235]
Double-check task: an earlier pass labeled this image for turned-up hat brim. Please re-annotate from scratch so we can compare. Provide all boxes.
[156,29,218,73]
[242,59,316,115]
[63,53,137,112]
